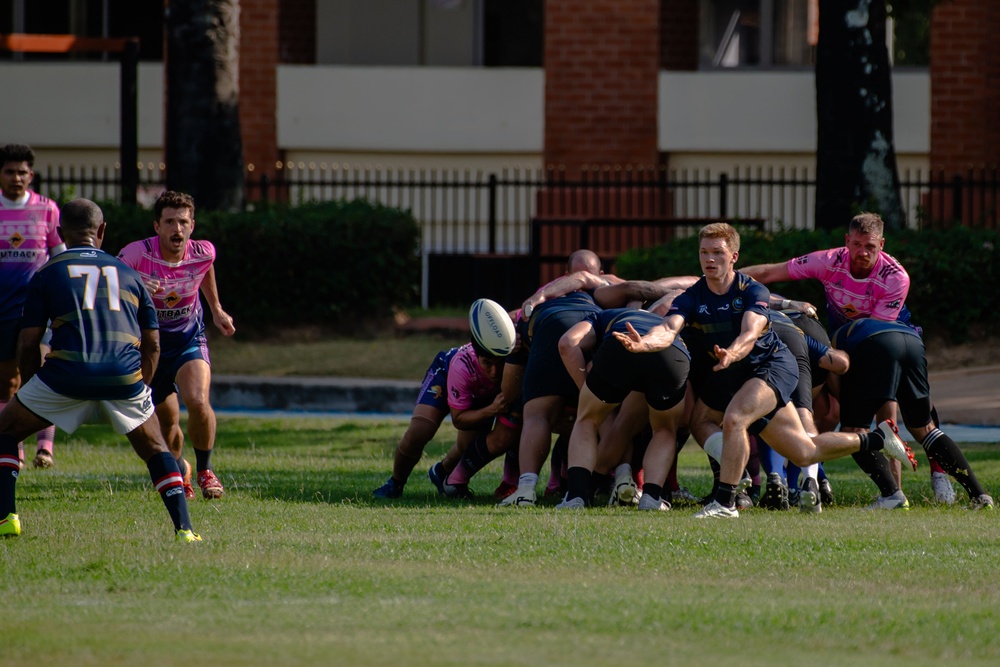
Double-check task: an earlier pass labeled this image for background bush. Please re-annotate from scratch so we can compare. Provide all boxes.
[616,225,1000,342]
[99,200,420,334]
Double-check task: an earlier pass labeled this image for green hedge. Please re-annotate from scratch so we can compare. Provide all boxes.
[616,226,1000,341]
[98,200,420,333]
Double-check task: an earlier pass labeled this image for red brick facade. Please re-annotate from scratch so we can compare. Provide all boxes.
[543,0,661,174]
[239,0,280,178]
[930,0,1000,173]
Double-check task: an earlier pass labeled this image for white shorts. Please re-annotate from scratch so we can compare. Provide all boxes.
[16,377,155,435]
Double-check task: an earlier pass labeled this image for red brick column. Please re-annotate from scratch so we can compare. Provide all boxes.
[929,0,1000,225]
[239,0,280,183]
[930,0,1000,172]
[544,0,661,173]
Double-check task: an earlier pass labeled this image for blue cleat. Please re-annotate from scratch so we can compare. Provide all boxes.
[373,477,404,499]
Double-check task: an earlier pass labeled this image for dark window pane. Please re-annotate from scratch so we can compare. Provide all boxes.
[484,0,543,67]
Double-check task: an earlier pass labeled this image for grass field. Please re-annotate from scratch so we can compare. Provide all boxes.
[3,415,999,667]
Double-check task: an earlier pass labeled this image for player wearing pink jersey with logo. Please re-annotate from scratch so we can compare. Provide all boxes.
[741,212,956,505]
[117,191,235,500]
[0,144,64,470]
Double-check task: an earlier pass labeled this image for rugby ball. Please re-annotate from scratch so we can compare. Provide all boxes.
[469,298,516,357]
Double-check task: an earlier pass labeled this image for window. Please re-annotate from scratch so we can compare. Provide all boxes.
[699,0,813,68]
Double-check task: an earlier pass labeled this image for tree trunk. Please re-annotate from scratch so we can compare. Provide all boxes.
[165,0,244,211]
[815,0,904,230]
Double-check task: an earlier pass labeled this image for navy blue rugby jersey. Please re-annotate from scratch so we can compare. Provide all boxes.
[830,317,920,353]
[668,271,783,368]
[522,291,601,342]
[588,308,690,358]
[771,310,831,368]
[21,246,159,400]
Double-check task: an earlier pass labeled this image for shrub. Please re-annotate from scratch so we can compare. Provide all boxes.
[99,200,420,334]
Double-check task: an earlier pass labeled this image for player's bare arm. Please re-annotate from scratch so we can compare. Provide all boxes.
[15,326,45,383]
[713,310,767,371]
[451,394,509,431]
[818,348,850,375]
[558,321,598,390]
[521,270,612,314]
[770,293,818,318]
[593,280,670,309]
[614,314,684,353]
[199,265,236,336]
[741,262,792,284]
[139,328,161,385]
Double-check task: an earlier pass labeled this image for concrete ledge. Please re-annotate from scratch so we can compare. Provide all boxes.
[211,375,419,414]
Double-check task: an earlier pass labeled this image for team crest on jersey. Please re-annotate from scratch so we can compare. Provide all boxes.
[430,385,443,400]
[9,232,23,248]
[732,297,744,311]
[164,291,182,307]
[843,303,859,317]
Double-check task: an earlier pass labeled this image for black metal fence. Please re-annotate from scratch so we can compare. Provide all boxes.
[33,163,1000,256]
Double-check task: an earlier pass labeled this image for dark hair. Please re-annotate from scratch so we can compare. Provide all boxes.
[60,198,104,233]
[469,336,506,359]
[0,144,35,168]
[154,190,196,219]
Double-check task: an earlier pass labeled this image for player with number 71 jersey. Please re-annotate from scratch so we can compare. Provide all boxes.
[20,247,158,400]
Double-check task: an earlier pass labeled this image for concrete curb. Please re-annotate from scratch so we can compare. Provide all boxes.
[211,375,419,415]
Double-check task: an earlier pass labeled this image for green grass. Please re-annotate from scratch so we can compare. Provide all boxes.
[4,416,1000,666]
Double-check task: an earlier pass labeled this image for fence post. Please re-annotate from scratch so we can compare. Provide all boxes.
[488,173,497,254]
[719,172,729,219]
[952,174,963,224]
[260,173,270,207]
[119,38,139,206]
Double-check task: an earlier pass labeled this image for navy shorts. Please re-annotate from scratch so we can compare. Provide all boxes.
[414,349,457,411]
[839,331,931,428]
[691,345,798,415]
[774,324,812,411]
[586,339,689,411]
[150,336,212,406]
[522,310,592,403]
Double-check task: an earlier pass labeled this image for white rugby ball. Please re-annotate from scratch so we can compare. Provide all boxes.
[469,298,516,357]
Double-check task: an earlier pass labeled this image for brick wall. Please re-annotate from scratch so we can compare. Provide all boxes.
[239,0,280,179]
[544,0,661,174]
[660,0,698,70]
[930,0,1000,173]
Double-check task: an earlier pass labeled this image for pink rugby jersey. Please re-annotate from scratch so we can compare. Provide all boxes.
[446,343,500,412]
[0,192,61,320]
[117,237,216,350]
[786,247,909,329]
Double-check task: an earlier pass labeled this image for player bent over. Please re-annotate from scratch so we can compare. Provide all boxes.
[373,335,512,499]
[555,308,690,511]
[0,199,199,541]
[616,223,914,518]
[831,318,993,510]
[118,191,235,500]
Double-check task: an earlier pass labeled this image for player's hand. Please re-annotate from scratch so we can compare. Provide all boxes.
[713,344,734,371]
[143,278,163,295]
[213,309,236,336]
[612,322,645,352]
[789,299,819,319]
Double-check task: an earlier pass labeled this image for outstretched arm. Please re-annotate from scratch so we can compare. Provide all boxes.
[613,313,686,353]
[741,261,793,284]
[713,310,768,371]
[521,270,618,314]
[200,266,236,336]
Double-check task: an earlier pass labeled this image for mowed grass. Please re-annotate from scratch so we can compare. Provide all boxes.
[3,416,999,667]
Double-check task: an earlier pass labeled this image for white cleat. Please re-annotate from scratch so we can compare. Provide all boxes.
[497,486,537,507]
[694,500,739,519]
[930,471,956,505]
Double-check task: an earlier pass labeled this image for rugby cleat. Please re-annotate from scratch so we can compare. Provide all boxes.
[969,494,994,511]
[497,486,536,507]
[930,471,956,505]
[427,462,454,496]
[671,486,699,505]
[759,472,790,511]
[864,490,910,511]
[608,465,638,506]
[175,529,202,543]
[819,478,835,506]
[180,458,195,500]
[32,450,54,469]
[372,477,404,499]
[638,494,671,511]
[0,513,21,537]
[694,500,739,519]
[492,481,517,501]
[799,477,822,514]
[554,495,586,510]
[197,469,225,499]
[876,420,918,471]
